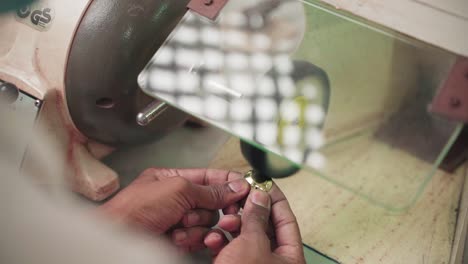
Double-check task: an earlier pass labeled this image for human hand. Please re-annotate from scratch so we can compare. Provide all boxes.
[99,168,250,252]
[204,185,305,264]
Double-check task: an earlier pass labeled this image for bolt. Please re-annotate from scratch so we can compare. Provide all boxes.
[35,100,42,108]
[204,0,214,6]
[449,97,461,108]
[0,82,19,104]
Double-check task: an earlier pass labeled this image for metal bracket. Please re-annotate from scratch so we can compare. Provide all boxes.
[187,0,228,20]
[440,126,468,173]
[429,57,468,172]
[429,57,468,123]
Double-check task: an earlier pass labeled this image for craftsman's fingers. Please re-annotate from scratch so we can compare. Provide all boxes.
[187,178,250,210]
[268,183,304,261]
[181,209,219,228]
[218,214,241,235]
[132,168,167,184]
[172,227,210,249]
[178,244,206,254]
[204,229,229,256]
[223,203,240,215]
[178,169,244,185]
[135,168,243,186]
[241,190,271,235]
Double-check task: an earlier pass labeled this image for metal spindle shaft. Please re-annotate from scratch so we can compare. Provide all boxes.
[136,100,168,126]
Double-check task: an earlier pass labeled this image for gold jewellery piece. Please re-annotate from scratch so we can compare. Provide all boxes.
[244,170,273,192]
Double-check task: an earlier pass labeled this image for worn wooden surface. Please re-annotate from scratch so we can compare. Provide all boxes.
[450,172,468,264]
[209,138,466,264]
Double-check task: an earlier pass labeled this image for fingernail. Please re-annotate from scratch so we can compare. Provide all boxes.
[187,212,200,226]
[228,179,248,193]
[205,232,222,244]
[251,190,271,209]
[174,230,187,242]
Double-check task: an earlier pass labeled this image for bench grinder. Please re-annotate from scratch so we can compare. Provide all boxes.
[2,0,468,207]
[0,0,192,201]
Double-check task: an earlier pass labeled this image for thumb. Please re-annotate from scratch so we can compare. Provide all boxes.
[189,178,250,210]
[241,190,271,235]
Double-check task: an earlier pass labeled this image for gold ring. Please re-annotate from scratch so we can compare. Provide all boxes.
[244,170,273,192]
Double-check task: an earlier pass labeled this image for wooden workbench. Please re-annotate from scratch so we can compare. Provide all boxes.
[209,138,467,264]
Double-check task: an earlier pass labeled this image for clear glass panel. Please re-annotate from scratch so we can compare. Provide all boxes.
[138,0,463,210]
